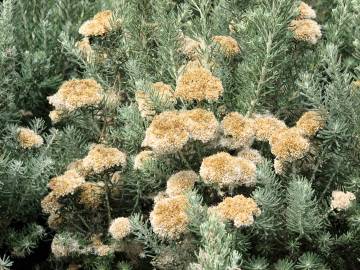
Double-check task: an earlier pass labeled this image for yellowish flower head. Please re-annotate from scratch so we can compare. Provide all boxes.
[181,108,219,143]
[166,170,197,197]
[79,10,113,37]
[330,191,356,210]
[82,144,127,173]
[78,182,104,209]
[90,235,113,256]
[208,195,261,228]
[109,217,131,240]
[41,191,62,214]
[253,115,287,141]
[17,128,43,149]
[142,111,189,154]
[75,37,93,62]
[67,159,91,177]
[237,148,263,165]
[175,65,223,101]
[199,152,256,187]
[220,112,255,149]
[134,150,155,170]
[150,195,188,239]
[289,19,322,45]
[212,35,240,57]
[298,2,316,19]
[48,79,103,112]
[273,158,286,175]
[296,111,325,137]
[270,128,310,162]
[49,110,64,124]
[48,170,85,197]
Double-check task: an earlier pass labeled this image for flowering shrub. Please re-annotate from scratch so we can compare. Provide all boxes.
[1,0,360,269]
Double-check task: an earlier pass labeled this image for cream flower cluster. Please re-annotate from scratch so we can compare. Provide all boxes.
[17,128,43,149]
[290,2,322,44]
[79,10,113,37]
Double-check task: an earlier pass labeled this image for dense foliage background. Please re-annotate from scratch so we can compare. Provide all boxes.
[0,0,359,269]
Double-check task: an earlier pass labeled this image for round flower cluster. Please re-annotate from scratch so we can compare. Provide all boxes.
[165,170,197,197]
[179,35,202,60]
[48,79,103,118]
[330,191,356,211]
[108,217,132,240]
[79,10,113,37]
[253,115,287,141]
[133,150,155,170]
[75,37,93,62]
[181,108,219,143]
[135,82,175,119]
[17,127,43,149]
[90,235,113,256]
[142,109,218,154]
[150,195,189,239]
[296,111,325,137]
[212,35,240,57]
[175,64,223,101]
[289,19,322,45]
[220,112,255,149]
[208,195,261,227]
[298,1,316,19]
[199,152,256,187]
[237,148,263,165]
[78,182,104,209]
[82,144,127,174]
[48,170,86,197]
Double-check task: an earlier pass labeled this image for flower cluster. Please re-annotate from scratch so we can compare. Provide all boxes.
[330,191,356,211]
[199,152,256,187]
[296,111,325,137]
[220,112,255,149]
[298,1,316,19]
[253,115,287,141]
[75,38,93,62]
[82,144,127,174]
[178,34,202,60]
[78,182,104,209]
[212,35,240,57]
[175,64,223,101]
[133,150,155,170]
[150,195,189,239]
[17,128,43,149]
[142,109,218,154]
[48,79,103,121]
[208,195,261,227]
[165,170,197,197]
[108,217,132,240]
[237,148,263,164]
[79,10,113,37]
[135,82,175,119]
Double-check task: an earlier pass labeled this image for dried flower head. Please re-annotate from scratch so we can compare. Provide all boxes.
[220,112,255,149]
[79,10,113,37]
[200,152,256,187]
[175,64,223,101]
[253,115,287,141]
[150,195,188,239]
[109,217,131,240]
[212,35,240,57]
[289,19,322,45]
[330,191,356,211]
[48,170,85,197]
[17,128,43,149]
[298,2,316,19]
[273,158,286,175]
[90,235,112,256]
[142,111,189,154]
[75,37,93,62]
[82,144,127,173]
[181,108,219,143]
[134,150,155,170]
[209,195,261,227]
[296,111,325,137]
[237,148,263,165]
[78,182,104,208]
[166,170,197,197]
[179,35,202,59]
[48,79,103,112]
[270,128,310,162]
[67,159,90,177]
[41,191,62,214]
[49,110,64,124]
